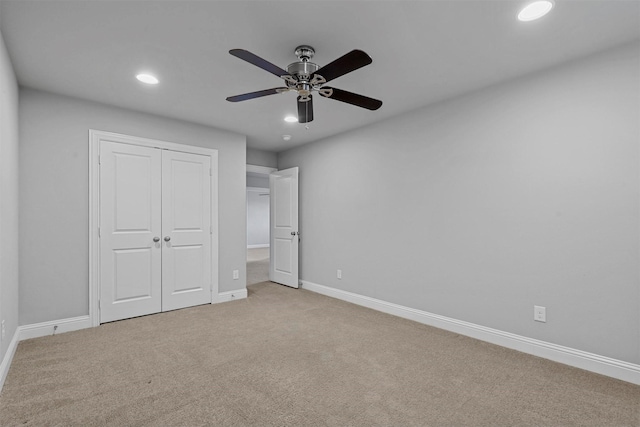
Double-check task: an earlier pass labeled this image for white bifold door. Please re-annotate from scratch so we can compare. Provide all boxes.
[269,167,299,288]
[99,141,212,323]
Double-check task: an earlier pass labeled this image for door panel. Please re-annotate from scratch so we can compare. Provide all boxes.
[269,167,299,288]
[161,150,212,311]
[274,177,292,226]
[100,142,162,323]
[172,245,204,292]
[273,239,292,273]
[113,248,154,301]
[113,154,154,232]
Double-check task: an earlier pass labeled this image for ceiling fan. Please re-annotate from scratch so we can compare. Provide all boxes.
[226,45,382,123]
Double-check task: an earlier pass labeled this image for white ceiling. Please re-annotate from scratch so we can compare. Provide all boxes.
[1,1,638,152]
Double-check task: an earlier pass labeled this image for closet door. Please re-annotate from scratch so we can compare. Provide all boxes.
[99,142,162,323]
[161,150,212,311]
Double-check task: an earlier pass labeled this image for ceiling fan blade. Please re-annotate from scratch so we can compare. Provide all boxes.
[297,95,314,123]
[229,49,291,78]
[226,87,288,102]
[319,87,382,110]
[312,50,372,83]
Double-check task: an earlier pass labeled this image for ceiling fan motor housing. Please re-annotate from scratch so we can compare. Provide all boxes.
[284,45,324,99]
[287,61,319,98]
[286,61,319,79]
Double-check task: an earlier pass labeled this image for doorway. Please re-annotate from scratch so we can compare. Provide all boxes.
[246,165,275,285]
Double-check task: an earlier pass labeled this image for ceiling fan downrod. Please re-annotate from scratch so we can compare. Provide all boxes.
[294,45,314,62]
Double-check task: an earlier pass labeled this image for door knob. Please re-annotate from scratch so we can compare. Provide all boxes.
[291,231,296,236]
[164,236,171,242]
[153,237,160,242]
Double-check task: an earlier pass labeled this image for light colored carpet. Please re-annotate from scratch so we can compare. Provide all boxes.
[1,282,638,426]
[247,247,269,285]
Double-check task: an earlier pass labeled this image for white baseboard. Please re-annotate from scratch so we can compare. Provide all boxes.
[14,292,249,341]
[214,289,248,303]
[300,280,640,385]
[0,329,20,391]
[1,294,254,394]
[247,244,269,249]
[1,315,92,393]
[19,315,93,341]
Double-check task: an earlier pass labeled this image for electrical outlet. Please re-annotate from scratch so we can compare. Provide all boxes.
[534,305,546,323]
[337,269,342,279]
[1,320,5,340]
[233,270,239,280]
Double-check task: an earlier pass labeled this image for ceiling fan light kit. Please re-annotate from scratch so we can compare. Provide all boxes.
[226,45,383,124]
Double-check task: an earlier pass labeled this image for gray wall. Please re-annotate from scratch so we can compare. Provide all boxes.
[0,16,19,363]
[19,89,247,325]
[278,42,640,364]
[246,175,269,189]
[247,148,277,168]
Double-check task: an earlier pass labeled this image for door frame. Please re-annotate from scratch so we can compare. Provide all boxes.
[246,164,277,175]
[246,164,276,249]
[89,130,219,326]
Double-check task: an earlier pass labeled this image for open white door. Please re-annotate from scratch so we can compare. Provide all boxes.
[269,167,299,288]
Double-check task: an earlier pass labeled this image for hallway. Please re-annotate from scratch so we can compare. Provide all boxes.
[247,247,269,285]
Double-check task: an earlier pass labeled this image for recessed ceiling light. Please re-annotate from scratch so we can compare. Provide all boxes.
[284,116,298,123]
[518,0,554,21]
[136,73,159,85]
[282,135,292,141]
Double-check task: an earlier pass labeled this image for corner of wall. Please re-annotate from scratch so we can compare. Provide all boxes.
[0,13,20,381]
[0,327,19,392]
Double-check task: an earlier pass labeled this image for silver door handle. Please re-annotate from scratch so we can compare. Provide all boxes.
[164,236,171,242]
[153,237,160,242]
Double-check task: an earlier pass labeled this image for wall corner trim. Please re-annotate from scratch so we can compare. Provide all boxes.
[0,292,252,393]
[300,280,640,385]
[0,329,20,392]
[214,289,248,303]
[0,315,93,394]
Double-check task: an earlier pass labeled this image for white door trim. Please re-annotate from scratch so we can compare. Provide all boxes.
[89,130,219,326]
[246,164,277,175]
